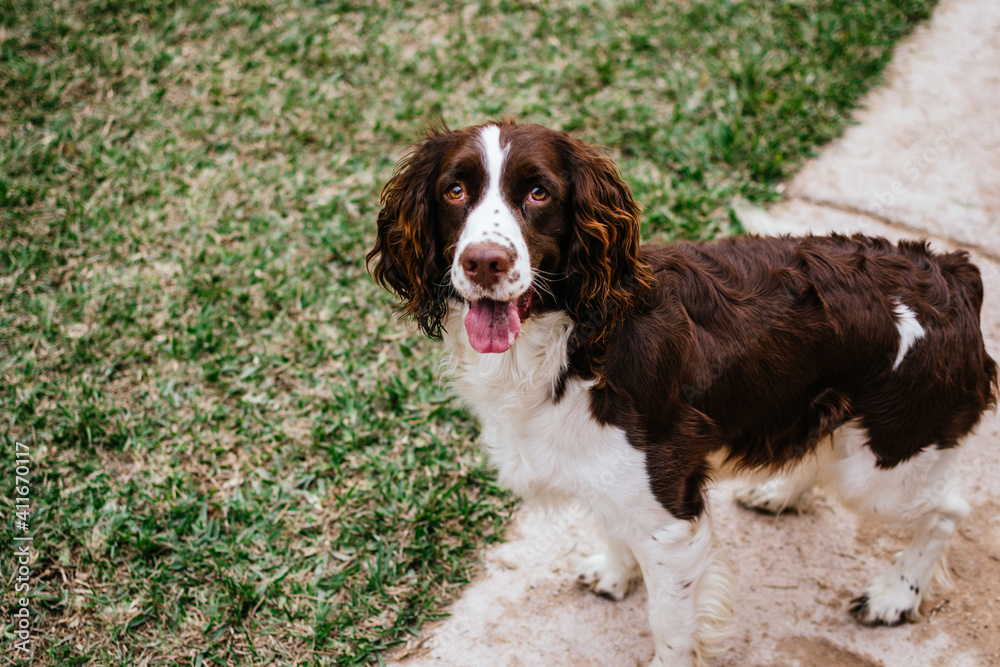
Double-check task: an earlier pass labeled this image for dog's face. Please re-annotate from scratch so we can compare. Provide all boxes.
[368,119,653,352]
[436,123,574,352]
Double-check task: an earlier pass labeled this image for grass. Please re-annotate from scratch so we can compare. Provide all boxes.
[0,0,936,664]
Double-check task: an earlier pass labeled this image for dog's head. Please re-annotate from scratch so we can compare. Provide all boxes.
[367,119,654,352]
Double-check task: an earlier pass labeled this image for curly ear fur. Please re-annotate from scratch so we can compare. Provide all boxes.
[367,127,456,338]
[370,122,652,345]
[562,139,654,347]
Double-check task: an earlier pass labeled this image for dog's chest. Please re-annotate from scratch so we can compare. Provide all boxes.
[461,376,598,501]
[444,311,651,510]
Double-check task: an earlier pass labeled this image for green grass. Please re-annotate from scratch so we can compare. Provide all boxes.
[1,0,935,664]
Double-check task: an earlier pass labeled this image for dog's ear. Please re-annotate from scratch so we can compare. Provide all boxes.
[367,128,455,338]
[562,138,654,347]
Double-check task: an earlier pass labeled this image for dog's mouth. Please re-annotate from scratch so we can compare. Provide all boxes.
[463,289,534,354]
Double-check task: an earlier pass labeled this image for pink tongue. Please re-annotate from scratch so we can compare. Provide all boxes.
[464,299,522,353]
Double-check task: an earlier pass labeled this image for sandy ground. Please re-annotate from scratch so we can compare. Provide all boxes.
[388,0,1000,664]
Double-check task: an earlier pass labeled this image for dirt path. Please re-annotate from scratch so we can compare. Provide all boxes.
[389,1,1000,664]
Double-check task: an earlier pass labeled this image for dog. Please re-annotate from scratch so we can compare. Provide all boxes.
[367,119,996,666]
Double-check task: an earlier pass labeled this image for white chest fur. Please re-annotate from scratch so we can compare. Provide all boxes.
[442,305,662,535]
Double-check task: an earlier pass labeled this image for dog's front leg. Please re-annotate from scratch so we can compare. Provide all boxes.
[632,514,735,667]
[576,537,643,600]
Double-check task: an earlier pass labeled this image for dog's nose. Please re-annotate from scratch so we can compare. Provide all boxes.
[460,243,512,288]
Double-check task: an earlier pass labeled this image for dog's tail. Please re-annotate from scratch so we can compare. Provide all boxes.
[947,253,1000,409]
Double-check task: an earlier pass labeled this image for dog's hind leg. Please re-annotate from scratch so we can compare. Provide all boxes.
[733,447,832,515]
[847,491,968,626]
[828,423,969,625]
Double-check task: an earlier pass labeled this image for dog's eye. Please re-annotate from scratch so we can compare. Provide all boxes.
[528,186,548,203]
[446,184,465,201]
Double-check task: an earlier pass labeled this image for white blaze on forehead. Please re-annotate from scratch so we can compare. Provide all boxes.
[480,124,506,201]
[451,124,532,302]
[892,298,926,370]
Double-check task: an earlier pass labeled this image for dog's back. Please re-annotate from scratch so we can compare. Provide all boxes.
[624,234,997,472]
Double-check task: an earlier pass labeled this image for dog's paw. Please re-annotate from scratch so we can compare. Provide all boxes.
[849,575,922,626]
[733,478,813,515]
[575,552,642,601]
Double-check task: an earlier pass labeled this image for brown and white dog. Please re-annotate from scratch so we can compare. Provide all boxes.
[367,119,997,666]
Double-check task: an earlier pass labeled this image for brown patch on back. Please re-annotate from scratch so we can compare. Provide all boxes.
[589,234,996,520]
[774,635,882,667]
